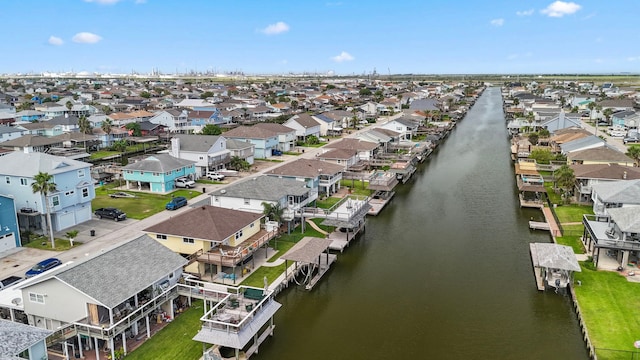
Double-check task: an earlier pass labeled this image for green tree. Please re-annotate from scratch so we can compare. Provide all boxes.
[228,156,250,171]
[262,202,284,224]
[200,91,214,99]
[65,101,73,111]
[554,165,576,204]
[528,133,539,146]
[125,122,141,137]
[603,108,613,125]
[65,229,79,247]
[78,116,92,135]
[140,91,151,99]
[290,100,298,110]
[201,124,222,135]
[538,128,550,138]
[626,145,640,167]
[529,148,553,164]
[359,88,372,96]
[101,119,113,146]
[306,135,319,145]
[31,172,57,249]
[112,139,127,152]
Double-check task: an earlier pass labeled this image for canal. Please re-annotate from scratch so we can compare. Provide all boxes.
[259,87,588,359]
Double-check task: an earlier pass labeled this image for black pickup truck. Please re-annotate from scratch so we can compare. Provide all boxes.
[94,207,127,221]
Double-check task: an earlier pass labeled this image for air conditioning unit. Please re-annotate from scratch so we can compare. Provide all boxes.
[265,221,279,232]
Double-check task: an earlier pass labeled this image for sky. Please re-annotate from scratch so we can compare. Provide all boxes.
[2,0,640,75]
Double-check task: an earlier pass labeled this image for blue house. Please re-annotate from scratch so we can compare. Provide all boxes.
[0,152,96,233]
[222,125,280,159]
[122,154,197,193]
[0,194,21,252]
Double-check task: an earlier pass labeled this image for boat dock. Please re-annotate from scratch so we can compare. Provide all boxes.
[529,244,546,291]
[529,221,550,231]
[368,191,395,216]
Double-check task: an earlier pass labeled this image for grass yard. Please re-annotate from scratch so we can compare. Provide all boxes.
[316,196,341,209]
[125,300,204,360]
[93,186,203,219]
[23,237,81,251]
[554,234,585,254]
[554,204,594,223]
[544,182,562,204]
[574,263,640,359]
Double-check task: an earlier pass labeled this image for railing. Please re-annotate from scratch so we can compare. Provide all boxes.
[199,230,278,266]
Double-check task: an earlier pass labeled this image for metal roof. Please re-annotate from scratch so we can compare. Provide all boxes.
[281,237,333,263]
[530,243,581,272]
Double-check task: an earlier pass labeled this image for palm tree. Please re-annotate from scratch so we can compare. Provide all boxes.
[31,172,57,249]
[101,119,113,146]
[554,165,576,204]
[262,202,284,225]
[78,116,92,135]
[626,145,640,167]
[65,229,79,247]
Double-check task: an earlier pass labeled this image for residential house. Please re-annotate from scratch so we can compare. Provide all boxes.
[566,146,635,167]
[0,125,28,143]
[559,136,607,155]
[611,110,639,130]
[548,128,592,153]
[378,117,418,140]
[590,179,640,216]
[175,99,214,109]
[312,113,343,136]
[0,319,52,360]
[144,205,277,282]
[265,158,344,196]
[138,120,168,137]
[316,148,359,169]
[149,109,189,133]
[187,109,221,129]
[91,126,129,149]
[48,114,80,133]
[283,113,321,141]
[0,152,95,233]
[253,123,296,152]
[33,103,66,120]
[572,163,640,203]
[121,153,197,193]
[169,134,231,176]
[222,126,279,159]
[325,137,381,162]
[13,235,187,360]
[225,139,255,165]
[14,110,45,122]
[210,175,317,223]
[0,194,21,252]
[540,111,582,134]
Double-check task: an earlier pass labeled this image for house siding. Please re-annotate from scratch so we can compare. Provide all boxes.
[23,278,95,328]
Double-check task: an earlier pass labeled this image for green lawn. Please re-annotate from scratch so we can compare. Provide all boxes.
[554,234,585,254]
[22,237,81,251]
[554,205,594,223]
[93,187,203,219]
[316,197,341,209]
[574,263,640,359]
[124,300,204,360]
[544,182,562,204]
[340,180,373,197]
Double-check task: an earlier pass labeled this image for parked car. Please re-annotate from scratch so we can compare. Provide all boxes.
[624,136,640,144]
[166,196,188,210]
[206,172,225,181]
[25,258,62,278]
[94,207,127,221]
[272,149,283,156]
[0,276,22,290]
[175,177,196,188]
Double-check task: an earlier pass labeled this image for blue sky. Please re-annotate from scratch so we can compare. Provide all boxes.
[2,0,640,75]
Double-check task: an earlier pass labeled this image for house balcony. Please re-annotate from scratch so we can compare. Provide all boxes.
[368,171,399,191]
[208,153,231,168]
[578,184,592,195]
[583,214,640,251]
[197,229,279,268]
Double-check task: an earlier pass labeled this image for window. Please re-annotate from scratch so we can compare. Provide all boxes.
[156,234,167,240]
[244,198,250,205]
[214,196,219,202]
[4,177,9,184]
[65,190,75,196]
[82,188,89,198]
[250,223,255,228]
[183,237,194,244]
[153,172,159,176]
[51,196,60,207]
[77,169,85,178]
[20,178,28,186]
[29,292,45,304]
[235,230,243,240]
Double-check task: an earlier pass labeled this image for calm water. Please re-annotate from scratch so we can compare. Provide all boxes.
[258,88,588,359]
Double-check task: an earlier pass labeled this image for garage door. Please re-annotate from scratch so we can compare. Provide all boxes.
[57,212,75,231]
[75,206,92,223]
[0,233,16,252]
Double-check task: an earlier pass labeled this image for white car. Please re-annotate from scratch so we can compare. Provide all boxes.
[206,172,225,181]
[175,177,196,188]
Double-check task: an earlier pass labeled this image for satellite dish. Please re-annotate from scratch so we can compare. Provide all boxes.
[11,298,22,305]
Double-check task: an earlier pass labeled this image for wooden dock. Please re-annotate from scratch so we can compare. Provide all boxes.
[529,221,550,231]
[529,243,546,291]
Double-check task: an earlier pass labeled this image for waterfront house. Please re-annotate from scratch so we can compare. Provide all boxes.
[0,194,21,252]
[222,126,279,159]
[226,139,255,165]
[10,235,187,360]
[559,136,607,155]
[283,113,321,142]
[541,111,582,134]
[169,134,231,176]
[324,138,380,162]
[264,158,345,196]
[582,206,640,270]
[317,148,359,169]
[121,153,197,192]
[0,152,95,233]
[572,163,640,203]
[143,205,277,282]
[590,179,640,216]
[378,117,419,140]
[0,319,52,360]
[566,146,635,167]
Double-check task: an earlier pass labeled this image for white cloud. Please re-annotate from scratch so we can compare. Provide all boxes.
[490,18,504,27]
[48,36,63,46]
[541,1,581,17]
[516,9,534,16]
[582,12,595,20]
[331,51,354,63]
[261,22,290,35]
[627,57,640,62]
[72,32,103,44]
[83,0,122,4]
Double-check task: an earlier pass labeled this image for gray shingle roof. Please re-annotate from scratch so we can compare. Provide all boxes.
[607,207,640,233]
[592,179,640,204]
[122,153,196,172]
[567,146,634,163]
[210,175,310,201]
[55,234,187,309]
[530,243,581,271]
[0,151,90,177]
[0,319,52,357]
[265,158,344,177]
[172,134,223,152]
